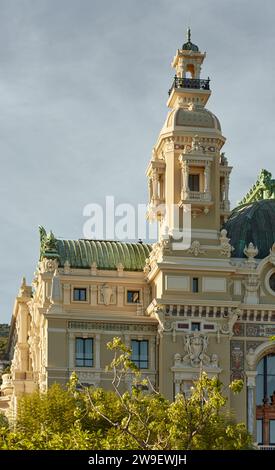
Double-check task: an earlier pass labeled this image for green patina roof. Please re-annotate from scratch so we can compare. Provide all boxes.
[182,28,199,52]
[224,199,275,258]
[39,228,152,271]
[238,169,275,206]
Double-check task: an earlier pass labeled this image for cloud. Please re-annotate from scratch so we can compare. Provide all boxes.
[1,0,275,321]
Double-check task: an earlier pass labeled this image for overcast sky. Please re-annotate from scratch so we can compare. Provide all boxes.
[1,0,275,323]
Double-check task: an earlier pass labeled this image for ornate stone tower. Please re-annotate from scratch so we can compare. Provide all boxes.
[145,32,236,400]
[146,29,232,240]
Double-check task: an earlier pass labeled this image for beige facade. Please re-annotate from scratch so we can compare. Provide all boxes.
[1,32,275,446]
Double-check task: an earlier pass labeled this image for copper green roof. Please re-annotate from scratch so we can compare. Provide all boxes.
[39,227,152,271]
[182,28,199,52]
[224,199,275,258]
[238,169,275,206]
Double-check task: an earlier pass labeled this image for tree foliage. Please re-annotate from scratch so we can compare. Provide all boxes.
[0,337,252,450]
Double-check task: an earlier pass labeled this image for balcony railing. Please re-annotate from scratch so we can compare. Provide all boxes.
[258,445,275,450]
[168,76,210,95]
[181,191,211,202]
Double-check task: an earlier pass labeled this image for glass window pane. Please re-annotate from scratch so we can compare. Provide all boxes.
[269,420,275,445]
[257,419,263,444]
[140,341,148,360]
[269,273,275,292]
[191,322,200,332]
[127,291,139,303]
[80,289,86,301]
[192,278,199,293]
[256,374,264,405]
[76,338,93,367]
[189,174,200,192]
[84,359,93,367]
[131,340,148,368]
[267,376,275,400]
[85,339,93,359]
[257,358,264,374]
[76,338,84,356]
[267,354,275,375]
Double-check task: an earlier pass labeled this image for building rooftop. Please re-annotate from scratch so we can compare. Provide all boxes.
[39,227,152,271]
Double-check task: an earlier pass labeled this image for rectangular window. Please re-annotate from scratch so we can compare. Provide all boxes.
[131,340,148,369]
[73,288,87,301]
[127,290,140,303]
[75,338,93,367]
[192,277,199,293]
[270,420,275,445]
[189,174,200,192]
[257,419,263,444]
[191,322,201,332]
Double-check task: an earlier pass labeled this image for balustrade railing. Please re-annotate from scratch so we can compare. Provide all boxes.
[169,76,210,95]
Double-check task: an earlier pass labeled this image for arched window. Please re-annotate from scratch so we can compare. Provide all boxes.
[186,64,195,78]
[256,354,275,445]
[256,354,275,405]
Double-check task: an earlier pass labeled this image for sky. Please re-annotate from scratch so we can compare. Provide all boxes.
[1,0,275,323]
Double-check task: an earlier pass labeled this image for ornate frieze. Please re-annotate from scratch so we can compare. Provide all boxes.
[68,321,157,333]
[231,340,244,380]
[182,333,210,367]
[219,308,240,336]
[188,240,205,256]
[39,258,59,274]
[233,322,245,337]
[234,323,275,337]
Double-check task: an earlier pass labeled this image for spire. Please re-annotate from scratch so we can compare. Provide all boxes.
[182,28,199,52]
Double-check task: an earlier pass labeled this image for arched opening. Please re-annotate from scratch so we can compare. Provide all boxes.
[256,353,275,445]
[186,64,195,79]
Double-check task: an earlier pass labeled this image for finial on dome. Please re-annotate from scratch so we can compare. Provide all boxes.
[187,27,191,43]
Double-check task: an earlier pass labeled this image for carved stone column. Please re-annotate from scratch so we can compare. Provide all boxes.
[150,338,155,371]
[90,285,97,305]
[148,177,152,201]
[224,174,230,210]
[204,161,211,200]
[95,334,100,369]
[180,158,189,199]
[152,169,159,202]
[63,284,71,305]
[68,332,75,370]
[174,379,181,396]
[246,371,257,438]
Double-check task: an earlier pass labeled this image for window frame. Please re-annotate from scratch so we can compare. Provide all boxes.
[75,337,94,368]
[191,322,201,332]
[72,287,88,303]
[264,268,275,297]
[126,289,141,305]
[192,277,199,293]
[188,173,200,192]
[131,339,149,369]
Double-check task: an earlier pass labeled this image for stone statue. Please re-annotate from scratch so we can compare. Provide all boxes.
[174,353,182,366]
[100,284,114,306]
[246,347,255,370]
[182,333,210,367]
[220,308,241,336]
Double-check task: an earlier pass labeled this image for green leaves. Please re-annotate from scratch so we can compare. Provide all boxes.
[0,338,252,450]
[229,379,244,394]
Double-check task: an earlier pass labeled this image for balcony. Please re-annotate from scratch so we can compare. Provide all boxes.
[168,76,210,95]
[188,191,211,201]
[258,445,275,450]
